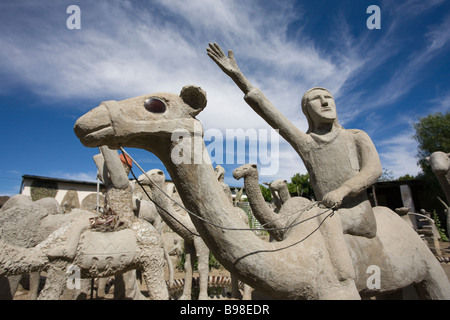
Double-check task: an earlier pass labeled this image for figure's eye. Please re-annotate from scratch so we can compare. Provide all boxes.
[144,98,166,113]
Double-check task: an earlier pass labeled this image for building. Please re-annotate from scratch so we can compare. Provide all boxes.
[20,174,179,213]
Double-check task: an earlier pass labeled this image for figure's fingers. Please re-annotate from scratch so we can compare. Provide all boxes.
[207,48,221,64]
[228,50,235,61]
[212,42,225,58]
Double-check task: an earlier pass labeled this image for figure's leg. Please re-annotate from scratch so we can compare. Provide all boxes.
[317,210,360,299]
[194,237,209,300]
[180,242,194,300]
[318,211,355,281]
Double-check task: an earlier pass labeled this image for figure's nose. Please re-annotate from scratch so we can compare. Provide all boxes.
[320,96,328,106]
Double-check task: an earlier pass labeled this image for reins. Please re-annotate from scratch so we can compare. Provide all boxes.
[119,147,335,236]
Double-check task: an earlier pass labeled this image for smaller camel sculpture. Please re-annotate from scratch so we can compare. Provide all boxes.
[0,148,169,300]
[214,165,233,203]
[233,164,310,242]
[269,179,291,206]
[234,164,287,241]
[0,214,169,300]
[0,195,89,299]
[426,151,450,237]
[263,179,291,212]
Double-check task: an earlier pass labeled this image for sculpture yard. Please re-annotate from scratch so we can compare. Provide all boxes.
[1,43,449,300]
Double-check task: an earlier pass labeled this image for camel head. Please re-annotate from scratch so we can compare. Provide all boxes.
[426,151,450,175]
[270,179,288,192]
[214,165,226,181]
[74,85,207,152]
[233,164,258,180]
[138,169,166,188]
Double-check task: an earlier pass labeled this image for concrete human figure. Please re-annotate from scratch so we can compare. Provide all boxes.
[207,43,382,293]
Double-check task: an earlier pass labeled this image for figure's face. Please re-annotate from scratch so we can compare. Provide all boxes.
[305,89,337,124]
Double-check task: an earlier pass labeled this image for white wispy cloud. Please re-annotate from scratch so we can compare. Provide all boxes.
[51,171,98,183]
[0,0,448,185]
[376,130,422,178]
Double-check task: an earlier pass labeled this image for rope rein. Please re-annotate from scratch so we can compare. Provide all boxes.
[119,147,335,234]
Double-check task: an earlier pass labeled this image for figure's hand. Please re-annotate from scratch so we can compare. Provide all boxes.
[207,42,241,77]
[321,185,351,209]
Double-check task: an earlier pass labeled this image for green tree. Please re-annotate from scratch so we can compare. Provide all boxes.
[413,112,450,163]
[397,174,416,181]
[287,173,315,199]
[259,184,272,202]
[377,168,394,182]
[412,111,449,234]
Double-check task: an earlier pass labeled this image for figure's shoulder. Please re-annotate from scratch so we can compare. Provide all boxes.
[346,128,365,134]
[344,129,376,147]
[346,128,370,138]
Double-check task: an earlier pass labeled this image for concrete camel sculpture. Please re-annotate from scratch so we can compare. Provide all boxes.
[426,151,450,237]
[0,151,169,301]
[73,83,450,299]
[233,163,301,242]
[0,213,169,299]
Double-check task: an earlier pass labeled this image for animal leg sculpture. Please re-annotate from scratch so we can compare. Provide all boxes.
[28,272,41,300]
[114,270,148,300]
[180,241,195,300]
[37,260,69,300]
[194,236,209,300]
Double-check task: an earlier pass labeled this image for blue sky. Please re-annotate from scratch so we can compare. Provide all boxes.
[0,0,449,196]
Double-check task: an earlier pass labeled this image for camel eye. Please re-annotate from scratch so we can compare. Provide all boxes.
[144,98,166,113]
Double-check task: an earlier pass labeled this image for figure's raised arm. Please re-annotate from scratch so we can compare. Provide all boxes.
[207,42,308,151]
[207,43,253,94]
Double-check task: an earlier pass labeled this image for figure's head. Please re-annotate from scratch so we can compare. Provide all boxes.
[301,87,340,133]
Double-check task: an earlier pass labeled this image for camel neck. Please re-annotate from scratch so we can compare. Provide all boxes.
[243,171,285,240]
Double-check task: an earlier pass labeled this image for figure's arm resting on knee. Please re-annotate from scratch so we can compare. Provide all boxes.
[322,131,382,208]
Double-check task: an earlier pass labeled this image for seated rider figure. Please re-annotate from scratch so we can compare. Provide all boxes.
[207,43,382,291]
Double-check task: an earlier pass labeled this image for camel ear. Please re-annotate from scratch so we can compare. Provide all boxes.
[425,156,430,163]
[180,85,207,116]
